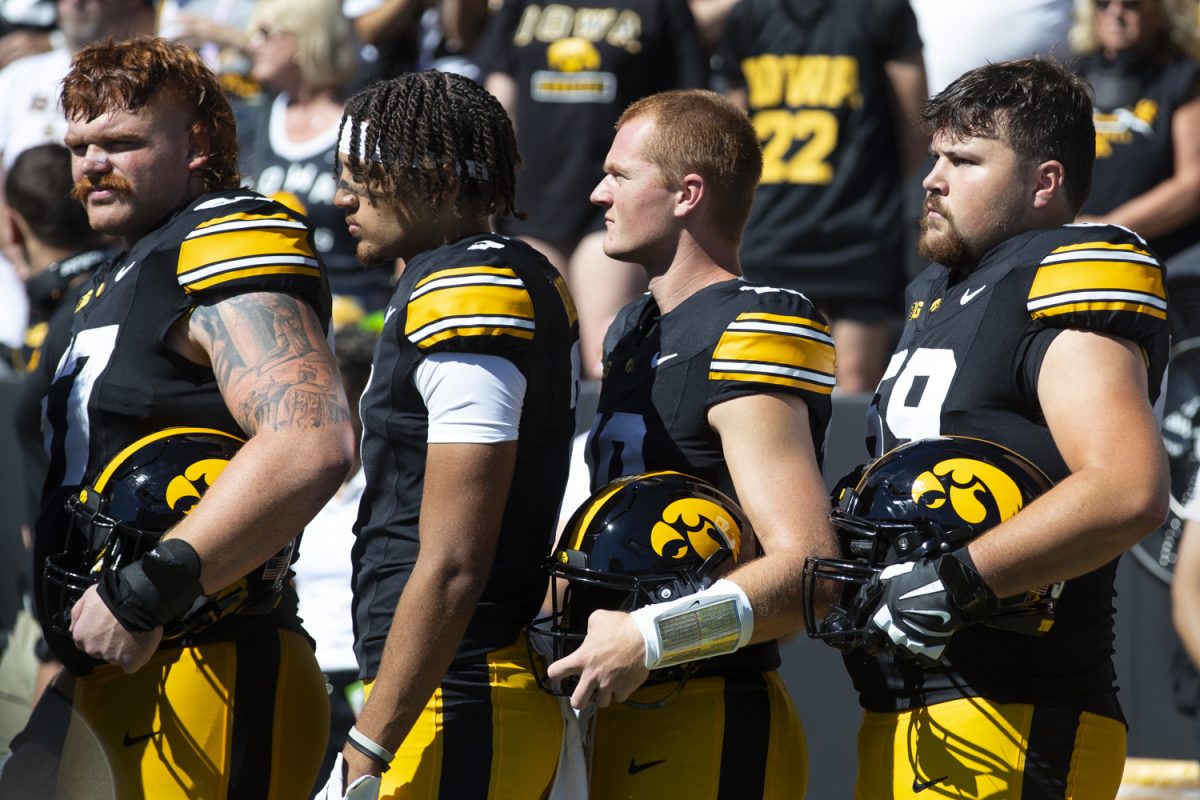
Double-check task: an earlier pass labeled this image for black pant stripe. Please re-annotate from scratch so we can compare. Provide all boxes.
[438,670,495,798]
[718,673,770,800]
[228,631,282,800]
[1021,706,1080,800]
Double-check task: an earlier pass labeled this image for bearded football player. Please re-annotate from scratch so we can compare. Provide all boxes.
[808,57,1168,799]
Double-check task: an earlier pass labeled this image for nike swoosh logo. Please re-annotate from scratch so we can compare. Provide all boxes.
[467,240,504,251]
[123,729,160,748]
[114,261,136,282]
[628,757,666,775]
[960,285,986,305]
[913,774,948,792]
[907,609,952,623]
[651,352,678,368]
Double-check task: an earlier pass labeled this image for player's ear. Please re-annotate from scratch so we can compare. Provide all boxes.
[186,121,212,172]
[674,173,705,220]
[1031,160,1065,210]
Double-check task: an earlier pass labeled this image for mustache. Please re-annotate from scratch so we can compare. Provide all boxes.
[924,194,950,220]
[71,174,133,202]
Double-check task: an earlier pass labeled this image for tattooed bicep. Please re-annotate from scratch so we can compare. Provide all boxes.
[190,293,351,434]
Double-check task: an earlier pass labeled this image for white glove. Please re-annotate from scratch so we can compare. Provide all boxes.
[316,753,382,800]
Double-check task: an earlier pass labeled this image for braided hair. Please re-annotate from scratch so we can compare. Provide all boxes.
[338,71,523,220]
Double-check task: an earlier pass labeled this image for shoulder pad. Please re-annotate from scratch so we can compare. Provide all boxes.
[176,196,322,298]
[710,286,835,394]
[1026,225,1167,336]
[404,264,535,353]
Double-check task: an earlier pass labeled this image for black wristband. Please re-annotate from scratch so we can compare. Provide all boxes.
[97,539,205,632]
[938,546,997,622]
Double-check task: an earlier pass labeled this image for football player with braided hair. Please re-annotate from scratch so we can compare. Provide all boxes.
[321,71,579,799]
[544,88,839,798]
[0,36,355,798]
[811,57,1169,798]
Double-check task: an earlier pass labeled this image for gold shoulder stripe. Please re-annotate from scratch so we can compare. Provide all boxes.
[405,272,536,349]
[190,211,305,232]
[553,275,579,327]
[709,311,836,393]
[184,265,322,292]
[179,225,316,277]
[1048,241,1153,258]
[413,265,518,291]
[1030,300,1167,321]
[1029,260,1165,301]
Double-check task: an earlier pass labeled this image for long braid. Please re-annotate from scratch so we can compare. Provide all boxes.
[339,71,523,220]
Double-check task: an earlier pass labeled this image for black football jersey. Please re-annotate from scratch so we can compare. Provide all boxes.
[853,223,1169,717]
[37,190,332,672]
[588,278,835,675]
[478,0,707,241]
[351,233,579,676]
[1077,53,1200,263]
[718,0,922,303]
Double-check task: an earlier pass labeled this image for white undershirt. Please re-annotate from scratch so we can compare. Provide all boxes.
[413,352,526,443]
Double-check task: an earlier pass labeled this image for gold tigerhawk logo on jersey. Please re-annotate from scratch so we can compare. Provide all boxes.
[165,458,232,514]
[929,298,942,313]
[651,498,741,562]
[547,37,601,72]
[911,458,1024,525]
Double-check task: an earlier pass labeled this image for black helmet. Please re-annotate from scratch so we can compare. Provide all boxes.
[529,471,751,694]
[803,436,1061,649]
[43,427,292,639]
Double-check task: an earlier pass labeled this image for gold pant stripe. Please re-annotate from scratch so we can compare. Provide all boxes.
[591,671,806,800]
[60,629,326,800]
[856,697,1127,799]
[367,634,561,799]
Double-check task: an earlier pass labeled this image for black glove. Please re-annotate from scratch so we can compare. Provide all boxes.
[860,547,996,664]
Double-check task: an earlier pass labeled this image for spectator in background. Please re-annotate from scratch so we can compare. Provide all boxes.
[481,0,708,379]
[720,0,927,393]
[911,0,1074,97]
[294,320,376,798]
[344,0,489,83]
[239,0,393,313]
[0,142,109,755]
[0,0,55,69]
[0,0,154,296]
[158,0,258,78]
[1071,0,1200,296]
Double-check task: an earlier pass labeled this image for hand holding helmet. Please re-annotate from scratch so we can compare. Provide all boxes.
[803,437,1062,663]
[857,546,997,664]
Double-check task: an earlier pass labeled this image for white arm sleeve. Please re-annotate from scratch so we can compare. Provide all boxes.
[413,352,527,443]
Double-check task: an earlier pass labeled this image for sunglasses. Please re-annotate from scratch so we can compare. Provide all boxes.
[1095,0,1143,11]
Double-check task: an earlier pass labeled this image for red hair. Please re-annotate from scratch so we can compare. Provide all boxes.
[61,37,240,192]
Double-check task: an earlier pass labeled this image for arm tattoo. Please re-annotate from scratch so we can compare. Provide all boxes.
[192,293,351,433]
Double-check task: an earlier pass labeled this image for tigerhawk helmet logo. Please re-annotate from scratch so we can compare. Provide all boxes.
[911,458,1024,524]
[165,458,231,514]
[651,497,741,561]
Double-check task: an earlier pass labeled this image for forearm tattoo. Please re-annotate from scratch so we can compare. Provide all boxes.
[192,293,351,433]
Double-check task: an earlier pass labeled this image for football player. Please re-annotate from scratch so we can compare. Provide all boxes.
[544,88,839,797]
[321,72,579,799]
[0,37,355,798]
[840,58,1169,798]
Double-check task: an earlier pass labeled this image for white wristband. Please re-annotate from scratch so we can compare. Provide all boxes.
[629,578,755,670]
[347,726,395,770]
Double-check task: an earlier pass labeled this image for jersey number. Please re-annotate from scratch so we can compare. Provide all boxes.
[586,411,647,487]
[753,109,837,185]
[50,325,119,486]
[878,347,957,444]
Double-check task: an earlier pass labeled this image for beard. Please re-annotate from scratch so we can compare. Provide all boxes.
[917,200,977,272]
